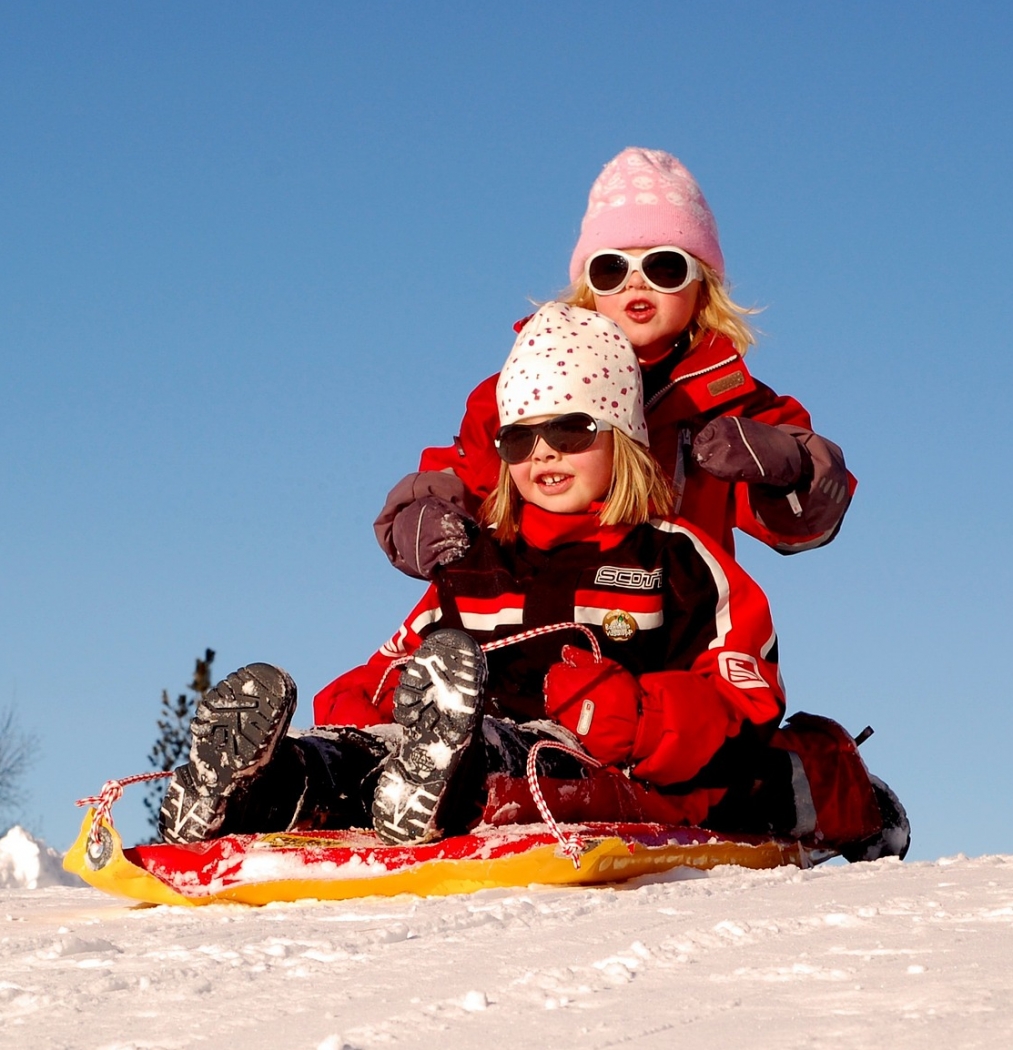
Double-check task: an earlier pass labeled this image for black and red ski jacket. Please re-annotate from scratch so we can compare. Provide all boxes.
[315,504,785,792]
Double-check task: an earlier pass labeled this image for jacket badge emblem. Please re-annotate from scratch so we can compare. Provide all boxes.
[602,609,638,642]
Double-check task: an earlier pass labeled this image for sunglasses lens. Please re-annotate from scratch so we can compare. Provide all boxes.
[543,414,598,453]
[495,414,599,463]
[586,253,630,294]
[496,426,537,464]
[642,250,690,290]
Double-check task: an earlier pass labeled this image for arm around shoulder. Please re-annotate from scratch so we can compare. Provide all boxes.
[692,384,856,553]
[737,424,855,553]
[374,374,502,578]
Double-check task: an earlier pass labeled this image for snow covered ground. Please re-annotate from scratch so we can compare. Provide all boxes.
[2,827,1012,1050]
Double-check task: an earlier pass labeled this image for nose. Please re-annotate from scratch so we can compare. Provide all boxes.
[624,265,647,290]
[529,436,560,462]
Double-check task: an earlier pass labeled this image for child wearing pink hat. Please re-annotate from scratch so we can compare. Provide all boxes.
[158,303,906,863]
[375,147,855,579]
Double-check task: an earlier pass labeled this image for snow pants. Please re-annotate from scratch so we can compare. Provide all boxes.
[213,712,888,854]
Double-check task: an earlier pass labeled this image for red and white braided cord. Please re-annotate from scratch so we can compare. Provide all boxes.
[480,622,601,662]
[525,740,603,868]
[371,621,601,706]
[75,770,173,849]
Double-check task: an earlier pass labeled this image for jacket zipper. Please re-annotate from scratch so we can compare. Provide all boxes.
[646,353,742,504]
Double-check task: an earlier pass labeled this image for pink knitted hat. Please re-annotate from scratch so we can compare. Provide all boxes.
[497,302,648,446]
[569,147,724,284]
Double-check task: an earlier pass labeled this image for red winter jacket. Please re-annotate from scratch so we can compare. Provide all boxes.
[315,504,785,793]
[394,331,855,559]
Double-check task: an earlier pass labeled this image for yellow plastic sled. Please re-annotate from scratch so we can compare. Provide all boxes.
[64,809,825,907]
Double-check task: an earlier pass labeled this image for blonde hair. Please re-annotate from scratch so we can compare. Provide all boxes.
[560,259,759,356]
[480,429,674,542]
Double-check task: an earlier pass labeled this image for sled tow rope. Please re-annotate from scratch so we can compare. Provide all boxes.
[77,623,608,868]
[524,740,603,867]
[75,770,174,854]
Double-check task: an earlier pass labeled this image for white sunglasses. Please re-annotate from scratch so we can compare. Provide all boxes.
[584,246,701,296]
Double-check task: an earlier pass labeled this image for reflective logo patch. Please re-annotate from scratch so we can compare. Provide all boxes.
[576,699,595,736]
[718,652,768,690]
[593,566,663,591]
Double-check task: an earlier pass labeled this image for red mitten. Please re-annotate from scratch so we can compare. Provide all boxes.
[543,646,643,766]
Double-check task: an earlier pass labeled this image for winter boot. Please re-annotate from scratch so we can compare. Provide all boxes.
[840,777,911,862]
[371,629,487,845]
[158,663,297,844]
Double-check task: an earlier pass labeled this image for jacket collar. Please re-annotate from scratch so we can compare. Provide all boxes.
[644,331,757,419]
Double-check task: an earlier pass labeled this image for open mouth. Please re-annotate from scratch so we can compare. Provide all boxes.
[624,298,656,322]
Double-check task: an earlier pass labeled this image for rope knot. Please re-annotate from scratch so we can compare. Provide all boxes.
[525,739,602,869]
[75,770,174,849]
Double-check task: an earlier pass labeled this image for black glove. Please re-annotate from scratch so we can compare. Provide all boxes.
[692,417,810,489]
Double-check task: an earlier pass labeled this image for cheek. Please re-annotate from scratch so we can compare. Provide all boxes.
[591,295,622,324]
[661,286,699,329]
[507,462,530,491]
[571,446,614,497]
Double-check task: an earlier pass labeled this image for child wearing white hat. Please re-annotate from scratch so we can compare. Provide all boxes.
[162,302,905,865]
[312,303,906,862]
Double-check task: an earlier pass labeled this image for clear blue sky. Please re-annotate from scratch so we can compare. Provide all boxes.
[2,2,1011,859]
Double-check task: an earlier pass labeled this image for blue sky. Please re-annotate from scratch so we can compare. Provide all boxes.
[2,2,1011,859]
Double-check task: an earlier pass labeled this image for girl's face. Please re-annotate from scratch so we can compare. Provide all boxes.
[591,247,700,367]
[507,421,614,514]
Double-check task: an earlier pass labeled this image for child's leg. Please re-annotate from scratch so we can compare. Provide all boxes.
[481,717,591,779]
[372,629,488,845]
[212,727,394,834]
[159,661,398,842]
[703,714,910,860]
[699,745,811,838]
[159,664,296,843]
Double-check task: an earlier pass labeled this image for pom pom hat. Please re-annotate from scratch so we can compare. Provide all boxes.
[569,147,724,284]
[497,302,649,447]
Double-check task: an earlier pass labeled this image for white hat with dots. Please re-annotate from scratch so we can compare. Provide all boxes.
[497,302,648,446]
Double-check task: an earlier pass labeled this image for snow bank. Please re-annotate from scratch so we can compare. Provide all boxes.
[0,825,81,889]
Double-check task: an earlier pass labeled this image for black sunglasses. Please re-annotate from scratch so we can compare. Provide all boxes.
[494,413,613,464]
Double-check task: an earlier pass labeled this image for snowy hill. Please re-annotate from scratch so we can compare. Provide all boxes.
[1,828,1011,1049]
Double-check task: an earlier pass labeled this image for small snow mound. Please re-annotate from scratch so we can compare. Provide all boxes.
[461,990,489,1011]
[316,1037,359,1050]
[0,826,82,889]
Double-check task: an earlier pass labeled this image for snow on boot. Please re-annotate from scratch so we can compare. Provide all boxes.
[371,629,487,845]
[841,777,911,862]
[158,663,297,844]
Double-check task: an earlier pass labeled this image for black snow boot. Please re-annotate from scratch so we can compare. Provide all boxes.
[158,663,297,844]
[841,776,911,862]
[371,629,487,845]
